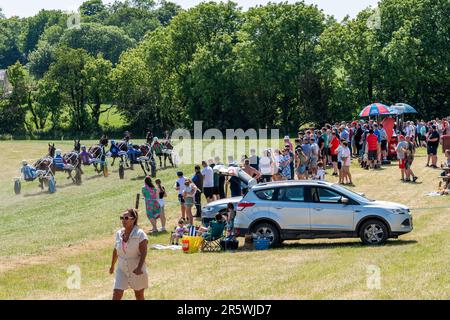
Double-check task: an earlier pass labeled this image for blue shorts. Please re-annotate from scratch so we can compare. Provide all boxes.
[297,165,306,174]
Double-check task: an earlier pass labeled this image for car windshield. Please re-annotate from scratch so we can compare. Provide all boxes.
[331,184,374,203]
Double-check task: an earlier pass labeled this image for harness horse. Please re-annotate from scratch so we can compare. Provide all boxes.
[152,140,176,168]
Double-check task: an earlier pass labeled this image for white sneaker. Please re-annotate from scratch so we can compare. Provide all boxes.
[159,227,166,232]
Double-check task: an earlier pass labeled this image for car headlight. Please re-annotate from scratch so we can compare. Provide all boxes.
[390,209,407,214]
[202,206,214,212]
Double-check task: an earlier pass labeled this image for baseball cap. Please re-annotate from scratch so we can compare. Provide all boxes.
[398,135,405,140]
[177,171,183,177]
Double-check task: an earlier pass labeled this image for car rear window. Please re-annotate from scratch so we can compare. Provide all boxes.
[254,189,276,200]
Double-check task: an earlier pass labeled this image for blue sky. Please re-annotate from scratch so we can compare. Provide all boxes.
[0,0,379,21]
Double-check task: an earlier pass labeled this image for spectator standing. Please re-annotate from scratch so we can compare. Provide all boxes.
[192,165,203,218]
[426,125,440,168]
[330,132,340,176]
[249,149,260,171]
[141,177,161,234]
[379,123,388,161]
[341,141,352,184]
[404,136,418,182]
[175,171,187,221]
[279,147,292,180]
[215,156,226,199]
[110,208,148,300]
[366,129,379,169]
[155,179,167,232]
[201,160,214,202]
[396,135,408,181]
[259,149,273,182]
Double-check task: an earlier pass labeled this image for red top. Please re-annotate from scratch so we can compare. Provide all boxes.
[330,137,340,155]
[366,134,378,151]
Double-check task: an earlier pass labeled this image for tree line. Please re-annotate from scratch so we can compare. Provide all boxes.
[0,0,449,138]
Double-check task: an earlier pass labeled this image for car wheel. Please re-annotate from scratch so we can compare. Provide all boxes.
[359,219,388,245]
[252,222,280,247]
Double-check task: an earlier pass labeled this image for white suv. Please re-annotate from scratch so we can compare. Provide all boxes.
[234,180,413,246]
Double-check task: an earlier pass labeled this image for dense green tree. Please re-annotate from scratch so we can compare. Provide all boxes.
[0,17,25,68]
[84,55,113,126]
[47,47,92,131]
[60,23,135,64]
[20,10,66,55]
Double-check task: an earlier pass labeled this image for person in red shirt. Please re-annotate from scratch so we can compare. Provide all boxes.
[330,131,340,176]
[365,129,378,169]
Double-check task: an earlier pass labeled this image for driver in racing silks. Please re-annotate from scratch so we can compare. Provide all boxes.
[54,149,70,170]
[146,129,153,144]
[21,160,45,181]
[123,131,131,143]
[99,134,108,147]
[110,140,120,157]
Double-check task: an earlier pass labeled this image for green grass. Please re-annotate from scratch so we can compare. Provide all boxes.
[24,105,126,132]
[0,140,449,299]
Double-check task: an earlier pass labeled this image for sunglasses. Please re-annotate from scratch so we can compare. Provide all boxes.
[120,216,135,221]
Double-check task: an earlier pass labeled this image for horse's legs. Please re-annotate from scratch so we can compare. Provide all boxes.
[111,157,116,167]
[159,155,162,168]
[39,178,44,190]
[140,162,147,176]
[164,154,167,168]
[68,170,75,183]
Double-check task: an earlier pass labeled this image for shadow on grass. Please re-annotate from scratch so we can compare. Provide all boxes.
[275,239,418,250]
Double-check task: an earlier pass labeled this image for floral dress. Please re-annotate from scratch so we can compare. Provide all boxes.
[142,185,161,219]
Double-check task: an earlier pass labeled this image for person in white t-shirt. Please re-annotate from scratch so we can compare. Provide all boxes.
[340,141,352,185]
[259,149,273,182]
[201,161,214,203]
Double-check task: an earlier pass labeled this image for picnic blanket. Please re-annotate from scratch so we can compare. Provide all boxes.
[151,244,182,250]
[426,191,449,197]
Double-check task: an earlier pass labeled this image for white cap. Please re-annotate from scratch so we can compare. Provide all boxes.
[22,160,28,165]
[284,136,290,140]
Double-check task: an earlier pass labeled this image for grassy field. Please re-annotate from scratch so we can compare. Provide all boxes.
[0,140,449,300]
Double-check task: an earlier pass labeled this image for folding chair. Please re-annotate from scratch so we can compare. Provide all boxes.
[201,221,226,252]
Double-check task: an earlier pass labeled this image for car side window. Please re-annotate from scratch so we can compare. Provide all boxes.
[254,189,276,200]
[316,187,343,203]
[278,187,305,202]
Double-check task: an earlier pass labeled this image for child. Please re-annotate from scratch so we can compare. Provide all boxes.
[444,149,450,167]
[314,161,326,180]
[224,203,236,237]
[171,219,187,245]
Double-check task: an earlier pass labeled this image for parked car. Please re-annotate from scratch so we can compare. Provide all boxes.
[233,180,413,246]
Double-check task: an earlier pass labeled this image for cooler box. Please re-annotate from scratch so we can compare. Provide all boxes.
[181,236,203,253]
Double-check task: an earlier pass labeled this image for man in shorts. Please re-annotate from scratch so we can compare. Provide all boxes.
[201,160,214,203]
[366,129,378,169]
[426,125,440,168]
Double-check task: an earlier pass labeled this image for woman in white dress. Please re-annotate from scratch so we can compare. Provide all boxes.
[110,208,148,300]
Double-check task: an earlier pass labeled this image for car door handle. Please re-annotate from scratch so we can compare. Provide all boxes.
[354,210,362,213]
[313,208,323,211]
[275,207,283,209]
